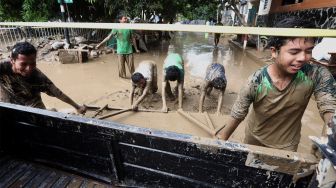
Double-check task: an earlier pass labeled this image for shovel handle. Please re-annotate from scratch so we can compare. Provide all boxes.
[99,108,131,120]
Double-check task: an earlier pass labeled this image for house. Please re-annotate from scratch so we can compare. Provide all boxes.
[258,0,336,28]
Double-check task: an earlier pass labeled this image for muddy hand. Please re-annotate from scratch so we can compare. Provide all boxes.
[132,104,138,111]
[76,105,87,114]
[161,106,168,113]
[95,44,101,50]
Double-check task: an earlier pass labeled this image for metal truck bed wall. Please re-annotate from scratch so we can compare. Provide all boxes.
[0,102,317,187]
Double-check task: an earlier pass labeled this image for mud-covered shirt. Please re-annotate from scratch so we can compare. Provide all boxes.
[111,29,133,54]
[0,60,65,108]
[231,64,336,149]
[205,63,226,83]
[163,53,184,81]
[134,60,155,82]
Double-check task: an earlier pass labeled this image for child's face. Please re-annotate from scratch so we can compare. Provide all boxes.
[119,16,128,23]
[271,38,314,74]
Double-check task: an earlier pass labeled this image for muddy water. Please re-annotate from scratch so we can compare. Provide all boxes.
[38,32,323,154]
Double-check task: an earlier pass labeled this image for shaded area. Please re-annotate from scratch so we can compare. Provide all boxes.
[0,155,109,188]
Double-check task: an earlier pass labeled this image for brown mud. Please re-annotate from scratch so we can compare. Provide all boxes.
[38,32,323,154]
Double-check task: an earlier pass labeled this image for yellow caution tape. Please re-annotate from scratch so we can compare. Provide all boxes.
[0,22,335,37]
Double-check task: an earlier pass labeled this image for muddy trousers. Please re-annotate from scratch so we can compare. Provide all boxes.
[118,54,134,78]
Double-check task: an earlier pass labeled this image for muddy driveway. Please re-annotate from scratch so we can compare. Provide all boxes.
[38,32,323,153]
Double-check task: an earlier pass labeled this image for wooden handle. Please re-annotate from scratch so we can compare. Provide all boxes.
[177,109,215,136]
[91,104,108,118]
[204,112,215,131]
[85,105,167,113]
[99,109,131,120]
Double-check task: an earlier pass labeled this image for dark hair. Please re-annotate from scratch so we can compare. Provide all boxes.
[117,13,127,21]
[11,42,37,60]
[267,17,317,50]
[131,72,144,83]
[212,77,226,90]
[166,66,180,81]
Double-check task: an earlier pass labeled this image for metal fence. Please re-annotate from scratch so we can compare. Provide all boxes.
[0,25,109,50]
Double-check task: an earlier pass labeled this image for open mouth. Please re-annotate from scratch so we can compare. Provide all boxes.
[290,64,302,70]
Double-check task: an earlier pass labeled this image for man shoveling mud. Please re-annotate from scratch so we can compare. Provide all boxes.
[217,17,336,152]
[199,63,227,115]
[130,60,158,111]
[0,42,86,114]
[96,14,140,78]
[161,46,184,112]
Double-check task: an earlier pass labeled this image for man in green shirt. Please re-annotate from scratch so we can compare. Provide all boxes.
[97,15,140,78]
[217,17,336,152]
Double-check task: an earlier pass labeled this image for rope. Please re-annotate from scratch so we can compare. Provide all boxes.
[0,22,335,37]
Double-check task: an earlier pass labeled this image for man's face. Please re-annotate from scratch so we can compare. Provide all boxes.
[120,16,128,23]
[136,79,146,88]
[271,38,314,74]
[11,54,37,77]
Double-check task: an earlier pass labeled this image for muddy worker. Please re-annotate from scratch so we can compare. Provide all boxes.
[0,42,87,114]
[161,46,184,112]
[96,14,140,78]
[217,17,336,152]
[130,60,158,111]
[199,63,227,115]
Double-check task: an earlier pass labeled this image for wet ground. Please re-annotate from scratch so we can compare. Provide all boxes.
[38,32,323,154]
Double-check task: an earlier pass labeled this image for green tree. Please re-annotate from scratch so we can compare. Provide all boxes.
[22,0,56,21]
[0,0,23,21]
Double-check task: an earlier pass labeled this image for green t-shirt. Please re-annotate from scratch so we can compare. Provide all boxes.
[111,29,133,54]
[163,53,184,81]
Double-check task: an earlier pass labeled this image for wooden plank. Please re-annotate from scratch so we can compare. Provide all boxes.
[0,160,21,179]
[51,175,72,188]
[25,168,53,187]
[8,165,37,188]
[0,162,30,187]
[66,178,84,188]
[37,172,60,188]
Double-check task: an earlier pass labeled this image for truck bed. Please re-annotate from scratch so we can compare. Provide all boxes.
[0,102,317,187]
[0,154,109,188]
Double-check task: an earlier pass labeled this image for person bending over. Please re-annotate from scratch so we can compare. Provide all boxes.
[199,63,227,115]
[130,60,157,111]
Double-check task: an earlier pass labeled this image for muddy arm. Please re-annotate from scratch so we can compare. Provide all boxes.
[96,33,113,48]
[161,81,168,112]
[56,93,86,114]
[132,33,140,53]
[217,117,242,140]
[199,81,209,113]
[129,85,136,105]
[178,80,183,109]
[133,82,150,109]
[322,112,334,136]
[216,89,224,115]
